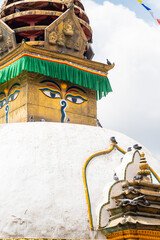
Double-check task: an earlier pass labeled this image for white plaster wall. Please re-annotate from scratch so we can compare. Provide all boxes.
[0,122,158,239]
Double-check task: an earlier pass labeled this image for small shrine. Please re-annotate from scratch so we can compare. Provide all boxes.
[0,0,114,124]
[99,151,160,240]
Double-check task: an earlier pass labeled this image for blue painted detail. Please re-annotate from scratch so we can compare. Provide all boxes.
[51,92,56,98]
[8,90,20,102]
[0,99,7,109]
[65,94,87,104]
[60,99,67,123]
[72,98,77,103]
[5,104,9,123]
[39,88,62,99]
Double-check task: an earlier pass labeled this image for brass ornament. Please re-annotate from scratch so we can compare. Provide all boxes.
[0,21,17,58]
[0,47,3,55]
[48,31,58,45]
[57,33,65,47]
[7,36,13,48]
[66,38,73,49]
[74,37,82,51]
[3,44,8,52]
[44,8,88,58]
[63,19,74,36]
[0,29,3,41]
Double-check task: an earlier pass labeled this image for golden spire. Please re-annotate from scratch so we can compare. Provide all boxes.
[137,153,151,181]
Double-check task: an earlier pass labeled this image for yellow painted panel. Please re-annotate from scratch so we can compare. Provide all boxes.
[27,103,61,122]
[27,76,97,125]
[0,71,97,125]
[0,75,28,123]
[65,112,96,126]
[9,104,28,123]
[0,104,27,123]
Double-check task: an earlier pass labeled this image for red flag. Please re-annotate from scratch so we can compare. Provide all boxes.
[157,19,160,24]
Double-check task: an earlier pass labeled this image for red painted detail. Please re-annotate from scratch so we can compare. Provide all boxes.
[46,84,60,90]
[66,90,79,94]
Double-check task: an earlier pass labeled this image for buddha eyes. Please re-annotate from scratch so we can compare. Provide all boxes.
[8,90,20,102]
[65,95,87,104]
[0,99,6,109]
[40,88,61,99]
[0,89,20,109]
[40,88,87,104]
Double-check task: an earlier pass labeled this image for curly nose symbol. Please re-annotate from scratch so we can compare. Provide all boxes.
[5,104,9,123]
[60,100,67,123]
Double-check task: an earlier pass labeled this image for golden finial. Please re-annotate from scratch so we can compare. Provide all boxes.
[137,153,151,179]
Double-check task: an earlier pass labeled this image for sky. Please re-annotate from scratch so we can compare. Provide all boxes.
[93,0,160,22]
[83,0,160,159]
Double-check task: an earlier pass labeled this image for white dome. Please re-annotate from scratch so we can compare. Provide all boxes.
[0,122,158,238]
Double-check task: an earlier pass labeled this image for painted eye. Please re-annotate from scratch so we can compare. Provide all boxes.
[0,99,6,109]
[66,95,87,104]
[40,89,61,99]
[8,90,20,102]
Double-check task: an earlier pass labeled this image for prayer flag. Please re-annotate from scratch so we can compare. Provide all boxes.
[157,19,160,24]
[149,11,156,20]
[136,0,160,25]
[141,4,151,11]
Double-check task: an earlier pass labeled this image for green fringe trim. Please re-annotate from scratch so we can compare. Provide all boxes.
[0,55,112,100]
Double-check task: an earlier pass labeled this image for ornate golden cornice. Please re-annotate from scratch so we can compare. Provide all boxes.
[106,229,160,239]
[0,42,115,73]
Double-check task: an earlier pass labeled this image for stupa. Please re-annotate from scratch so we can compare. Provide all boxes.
[0,0,160,240]
[0,0,114,124]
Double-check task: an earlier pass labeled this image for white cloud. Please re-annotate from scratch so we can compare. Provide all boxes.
[84,0,160,158]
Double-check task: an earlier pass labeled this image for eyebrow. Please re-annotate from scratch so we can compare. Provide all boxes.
[46,84,60,91]
[8,83,20,95]
[66,86,86,94]
[67,89,79,94]
[0,92,5,97]
[40,80,61,91]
